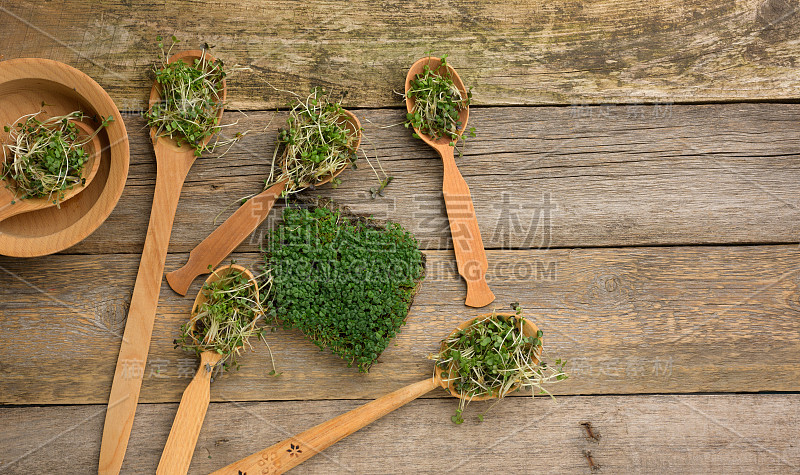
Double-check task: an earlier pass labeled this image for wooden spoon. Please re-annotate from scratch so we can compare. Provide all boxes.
[405,57,494,308]
[165,110,362,296]
[0,120,102,221]
[99,49,226,475]
[157,264,257,475]
[211,313,540,475]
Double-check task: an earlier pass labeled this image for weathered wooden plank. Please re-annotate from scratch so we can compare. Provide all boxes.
[1,394,798,473]
[11,103,798,255]
[3,0,800,107]
[1,245,799,405]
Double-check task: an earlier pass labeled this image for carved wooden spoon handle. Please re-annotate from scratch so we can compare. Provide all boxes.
[166,179,287,295]
[439,146,494,307]
[210,378,439,475]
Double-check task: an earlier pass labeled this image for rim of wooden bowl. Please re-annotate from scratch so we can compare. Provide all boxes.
[0,58,130,257]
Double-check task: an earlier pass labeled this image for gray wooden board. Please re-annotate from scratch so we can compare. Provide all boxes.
[4,0,800,107]
[1,394,798,473]
[3,104,798,256]
[1,246,799,405]
[2,1,800,472]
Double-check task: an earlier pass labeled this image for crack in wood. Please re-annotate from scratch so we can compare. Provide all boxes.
[581,421,601,442]
[583,449,601,472]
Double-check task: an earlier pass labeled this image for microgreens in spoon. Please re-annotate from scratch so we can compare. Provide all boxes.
[265,88,358,193]
[430,307,568,424]
[146,36,246,157]
[174,266,279,375]
[404,53,476,149]
[2,110,110,206]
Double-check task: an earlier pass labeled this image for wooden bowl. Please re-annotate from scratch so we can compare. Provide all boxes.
[436,313,542,401]
[0,58,129,257]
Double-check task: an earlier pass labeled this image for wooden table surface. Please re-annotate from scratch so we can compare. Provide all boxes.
[2,1,800,473]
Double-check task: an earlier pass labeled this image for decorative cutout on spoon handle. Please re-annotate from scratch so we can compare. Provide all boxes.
[210,378,439,475]
[157,351,222,475]
[438,146,495,308]
[166,179,287,295]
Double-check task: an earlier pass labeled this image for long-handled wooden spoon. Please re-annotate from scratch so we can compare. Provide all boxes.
[99,49,226,475]
[157,264,257,475]
[0,120,102,221]
[211,313,539,475]
[405,57,494,308]
[165,110,361,296]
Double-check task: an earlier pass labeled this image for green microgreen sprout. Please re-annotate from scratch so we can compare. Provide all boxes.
[146,36,247,157]
[262,202,425,372]
[174,266,279,375]
[404,54,474,153]
[357,132,393,199]
[369,176,393,200]
[430,309,568,423]
[1,110,111,207]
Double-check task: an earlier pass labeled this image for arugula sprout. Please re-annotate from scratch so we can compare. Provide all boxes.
[430,310,568,423]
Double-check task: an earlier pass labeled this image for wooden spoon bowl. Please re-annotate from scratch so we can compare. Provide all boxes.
[0,120,103,221]
[191,264,259,325]
[404,56,470,146]
[148,49,227,151]
[292,109,362,188]
[435,312,541,401]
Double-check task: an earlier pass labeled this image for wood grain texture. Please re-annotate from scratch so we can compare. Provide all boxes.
[3,0,800,107]
[1,246,798,405]
[1,394,798,473]
[47,104,800,255]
